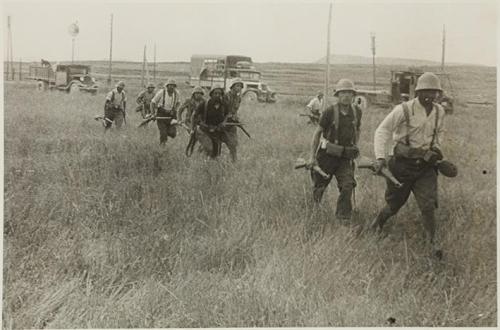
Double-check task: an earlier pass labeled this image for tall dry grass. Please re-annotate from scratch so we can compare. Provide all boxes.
[3,64,496,328]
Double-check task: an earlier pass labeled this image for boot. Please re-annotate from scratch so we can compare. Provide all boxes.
[370,205,393,232]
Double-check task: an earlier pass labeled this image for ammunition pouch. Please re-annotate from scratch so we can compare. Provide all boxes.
[342,146,360,160]
[322,140,345,157]
[393,142,426,159]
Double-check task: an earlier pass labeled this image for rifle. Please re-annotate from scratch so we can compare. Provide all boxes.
[224,120,251,139]
[294,158,330,179]
[356,157,403,188]
[94,115,113,127]
[299,113,320,124]
[137,115,173,128]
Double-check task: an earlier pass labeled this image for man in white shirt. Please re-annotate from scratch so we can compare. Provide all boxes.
[151,79,181,145]
[305,91,324,124]
[371,72,446,258]
[104,81,127,129]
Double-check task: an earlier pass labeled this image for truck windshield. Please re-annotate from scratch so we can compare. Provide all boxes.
[238,71,260,81]
[68,67,89,75]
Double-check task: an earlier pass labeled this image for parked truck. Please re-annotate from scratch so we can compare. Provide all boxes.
[29,63,99,94]
[354,70,454,114]
[189,54,276,103]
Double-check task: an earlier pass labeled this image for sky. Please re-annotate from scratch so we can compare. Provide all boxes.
[1,0,498,66]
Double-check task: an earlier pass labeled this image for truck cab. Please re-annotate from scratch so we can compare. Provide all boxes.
[29,63,99,94]
[189,54,276,103]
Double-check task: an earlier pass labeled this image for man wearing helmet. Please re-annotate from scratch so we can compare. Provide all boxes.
[177,86,205,127]
[222,78,244,162]
[371,72,446,258]
[308,78,362,221]
[191,85,231,160]
[151,79,181,145]
[104,81,127,130]
[135,82,156,118]
[305,91,324,124]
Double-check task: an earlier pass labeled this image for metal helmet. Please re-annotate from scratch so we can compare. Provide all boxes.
[209,85,225,97]
[116,81,125,88]
[415,72,442,91]
[192,86,205,96]
[165,79,177,87]
[230,78,244,89]
[147,82,155,89]
[334,79,356,96]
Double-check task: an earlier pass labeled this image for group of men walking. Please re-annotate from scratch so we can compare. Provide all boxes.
[307,72,450,258]
[103,78,245,162]
[103,72,452,258]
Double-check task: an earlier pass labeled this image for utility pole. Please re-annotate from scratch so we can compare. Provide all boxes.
[19,58,22,80]
[7,16,14,80]
[441,24,446,72]
[72,38,75,63]
[107,14,113,85]
[141,45,146,87]
[324,2,333,110]
[371,32,376,91]
[153,43,157,83]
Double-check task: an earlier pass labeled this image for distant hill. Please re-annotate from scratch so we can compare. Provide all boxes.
[316,54,442,66]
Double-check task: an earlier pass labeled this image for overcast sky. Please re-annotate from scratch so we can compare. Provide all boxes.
[2,0,497,66]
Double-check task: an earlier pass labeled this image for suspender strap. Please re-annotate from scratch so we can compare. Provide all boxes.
[333,104,340,144]
[351,104,359,145]
[401,102,411,146]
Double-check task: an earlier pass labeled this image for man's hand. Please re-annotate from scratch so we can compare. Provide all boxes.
[373,158,386,174]
[308,156,317,167]
[424,148,443,165]
[343,146,360,159]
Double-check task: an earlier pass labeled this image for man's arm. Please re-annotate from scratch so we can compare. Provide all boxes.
[177,99,189,121]
[309,126,324,165]
[374,105,403,160]
[150,90,162,116]
[136,91,145,105]
[434,106,446,151]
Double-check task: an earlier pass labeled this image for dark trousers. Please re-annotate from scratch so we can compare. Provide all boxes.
[311,149,356,219]
[104,107,124,129]
[156,108,177,144]
[376,157,438,241]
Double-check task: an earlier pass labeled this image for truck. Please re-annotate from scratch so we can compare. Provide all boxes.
[353,70,454,114]
[189,54,276,103]
[29,63,99,94]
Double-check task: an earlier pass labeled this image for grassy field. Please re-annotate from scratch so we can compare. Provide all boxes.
[3,62,497,328]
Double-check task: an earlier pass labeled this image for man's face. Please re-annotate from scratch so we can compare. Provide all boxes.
[166,85,175,93]
[117,86,124,93]
[232,84,243,94]
[211,89,222,100]
[147,87,155,93]
[194,92,204,101]
[417,89,439,107]
[337,91,354,105]
[318,94,324,101]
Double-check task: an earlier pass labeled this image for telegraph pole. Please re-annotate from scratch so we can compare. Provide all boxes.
[324,2,333,110]
[7,16,14,80]
[371,32,376,91]
[107,14,113,85]
[441,24,446,72]
[141,45,146,87]
[153,43,157,83]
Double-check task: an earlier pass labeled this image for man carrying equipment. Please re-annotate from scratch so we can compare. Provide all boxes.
[305,91,324,124]
[104,81,127,130]
[150,79,181,145]
[177,86,205,127]
[370,72,446,258]
[135,82,156,118]
[191,85,233,160]
[222,78,244,162]
[308,79,362,221]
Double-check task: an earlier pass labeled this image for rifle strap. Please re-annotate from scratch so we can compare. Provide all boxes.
[430,105,439,148]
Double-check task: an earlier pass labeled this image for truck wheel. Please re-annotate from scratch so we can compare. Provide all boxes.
[354,95,370,111]
[37,81,48,91]
[69,84,80,94]
[242,91,257,103]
